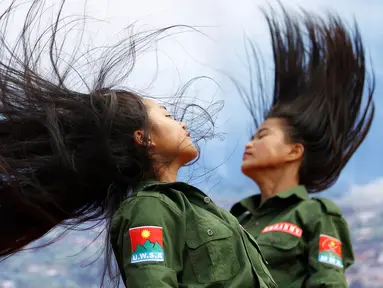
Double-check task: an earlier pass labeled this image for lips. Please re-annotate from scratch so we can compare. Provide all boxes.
[243,151,252,159]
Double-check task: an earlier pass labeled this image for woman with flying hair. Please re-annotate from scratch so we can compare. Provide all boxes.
[0,1,277,287]
[230,6,374,288]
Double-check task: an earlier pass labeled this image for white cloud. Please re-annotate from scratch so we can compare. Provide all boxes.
[336,178,383,208]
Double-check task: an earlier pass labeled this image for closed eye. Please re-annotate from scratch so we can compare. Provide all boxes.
[257,133,267,139]
[254,128,268,139]
[250,133,265,140]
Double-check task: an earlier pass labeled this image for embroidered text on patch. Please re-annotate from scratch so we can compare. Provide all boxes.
[129,226,164,263]
[261,222,303,238]
[318,234,343,268]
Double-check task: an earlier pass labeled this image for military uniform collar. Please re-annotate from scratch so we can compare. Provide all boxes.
[133,180,163,192]
[133,180,208,197]
[273,185,309,201]
[233,185,309,215]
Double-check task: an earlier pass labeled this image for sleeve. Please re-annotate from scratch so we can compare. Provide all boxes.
[117,195,186,288]
[304,213,355,288]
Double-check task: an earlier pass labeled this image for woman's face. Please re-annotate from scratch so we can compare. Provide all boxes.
[241,118,303,177]
[143,99,198,166]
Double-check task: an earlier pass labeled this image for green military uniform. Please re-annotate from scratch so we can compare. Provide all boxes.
[110,181,277,288]
[230,185,354,288]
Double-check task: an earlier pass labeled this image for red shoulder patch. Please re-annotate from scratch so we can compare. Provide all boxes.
[128,226,164,263]
[261,222,303,238]
[318,234,343,267]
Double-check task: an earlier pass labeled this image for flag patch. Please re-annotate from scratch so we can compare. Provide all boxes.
[261,222,303,238]
[129,226,164,263]
[318,234,343,268]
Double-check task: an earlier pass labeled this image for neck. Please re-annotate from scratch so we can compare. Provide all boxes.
[251,169,299,202]
[155,161,181,183]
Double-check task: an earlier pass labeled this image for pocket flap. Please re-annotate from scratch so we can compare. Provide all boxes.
[257,232,301,250]
[186,221,233,249]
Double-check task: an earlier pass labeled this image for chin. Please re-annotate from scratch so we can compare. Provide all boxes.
[179,145,199,166]
[241,164,250,176]
[186,147,199,163]
[241,162,256,178]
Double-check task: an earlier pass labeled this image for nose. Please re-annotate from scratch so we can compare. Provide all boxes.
[245,141,253,150]
[180,121,187,130]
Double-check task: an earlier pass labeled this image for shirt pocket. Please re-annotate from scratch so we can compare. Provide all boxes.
[256,232,302,266]
[185,220,240,283]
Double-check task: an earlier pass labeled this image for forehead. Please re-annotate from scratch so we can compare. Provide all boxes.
[258,118,284,130]
[143,99,167,111]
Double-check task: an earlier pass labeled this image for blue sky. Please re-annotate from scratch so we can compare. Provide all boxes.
[0,0,382,202]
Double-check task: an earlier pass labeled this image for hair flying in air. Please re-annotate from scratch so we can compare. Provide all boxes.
[0,0,221,286]
[237,4,375,192]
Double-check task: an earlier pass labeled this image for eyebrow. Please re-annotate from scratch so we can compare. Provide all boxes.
[160,106,168,111]
[257,128,268,134]
[253,127,268,138]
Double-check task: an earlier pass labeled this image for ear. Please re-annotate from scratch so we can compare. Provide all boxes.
[133,130,155,148]
[286,143,304,162]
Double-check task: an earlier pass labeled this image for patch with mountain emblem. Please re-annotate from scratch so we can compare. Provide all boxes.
[129,226,164,263]
[318,234,343,268]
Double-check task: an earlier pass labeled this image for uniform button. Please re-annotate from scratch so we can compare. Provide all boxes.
[204,196,211,203]
[207,229,214,236]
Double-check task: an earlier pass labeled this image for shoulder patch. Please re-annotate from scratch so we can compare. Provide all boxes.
[318,234,343,268]
[129,226,164,263]
[261,222,303,238]
[312,198,342,216]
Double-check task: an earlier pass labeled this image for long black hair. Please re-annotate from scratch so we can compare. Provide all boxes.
[0,0,220,286]
[239,4,375,193]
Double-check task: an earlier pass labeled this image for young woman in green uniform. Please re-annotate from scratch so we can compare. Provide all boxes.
[0,1,276,287]
[230,7,374,288]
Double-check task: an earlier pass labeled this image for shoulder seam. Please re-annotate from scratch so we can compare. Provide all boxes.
[131,191,184,217]
[311,197,342,217]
